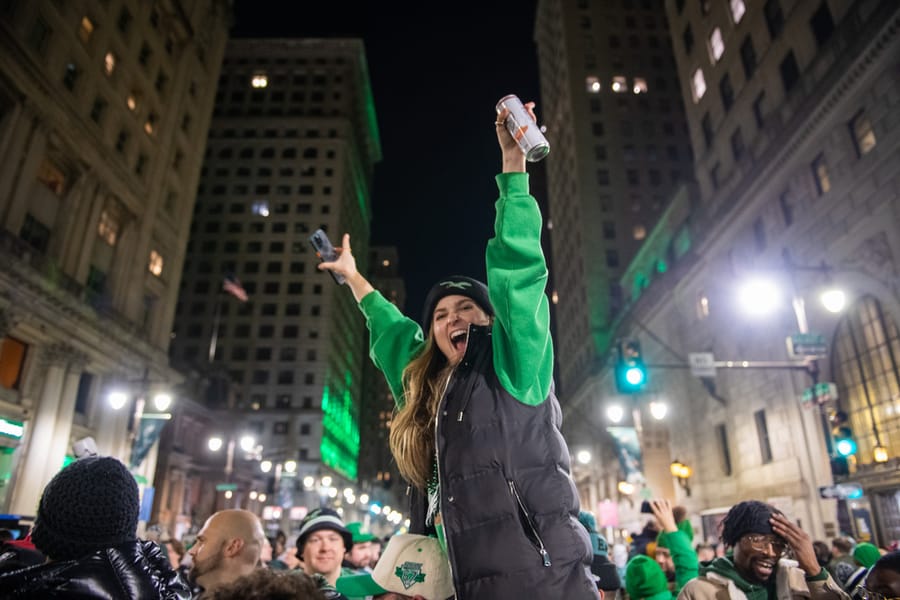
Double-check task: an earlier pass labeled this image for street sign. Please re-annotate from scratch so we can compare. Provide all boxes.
[801,382,838,408]
[688,352,716,377]
[815,382,838,403]
[215,483,238,492]
[819,482,863,500]
[787,333,828,358]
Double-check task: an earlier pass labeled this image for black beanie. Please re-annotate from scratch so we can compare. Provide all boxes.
[724,500,780,546]
[32,456,139,560]
[421,276,494,330]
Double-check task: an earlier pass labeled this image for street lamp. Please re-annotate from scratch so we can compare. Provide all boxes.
[107,381,174,470]
[670,460,692,496]
[208,433,258,481]
[735,262,858,469]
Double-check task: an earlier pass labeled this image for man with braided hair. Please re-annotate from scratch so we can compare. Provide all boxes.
[678,500,848,600]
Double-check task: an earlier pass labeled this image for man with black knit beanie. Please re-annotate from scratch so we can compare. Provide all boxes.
[0,455,189,598]
[678,500,848,600]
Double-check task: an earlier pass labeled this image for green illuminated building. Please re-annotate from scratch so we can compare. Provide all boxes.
[170,38,381,512]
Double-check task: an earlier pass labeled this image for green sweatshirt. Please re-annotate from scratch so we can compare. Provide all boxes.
[657,530,699,596]
[359,172,553,407]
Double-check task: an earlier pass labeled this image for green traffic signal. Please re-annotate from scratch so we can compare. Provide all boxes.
[625,366,646,386]
[833,425,857,457]
[615,339,648,393]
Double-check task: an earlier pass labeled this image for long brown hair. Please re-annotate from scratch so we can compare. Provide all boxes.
[388,334,451,489]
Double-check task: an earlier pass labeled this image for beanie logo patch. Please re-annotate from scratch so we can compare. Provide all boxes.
[440,280,472,290]
[395,561,426,590]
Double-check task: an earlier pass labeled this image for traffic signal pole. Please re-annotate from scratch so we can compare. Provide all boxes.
[646,358,835,457]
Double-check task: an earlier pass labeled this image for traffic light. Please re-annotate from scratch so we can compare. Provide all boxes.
[615,339,648,394]
[831,410,857,457]
[830,410,856,476]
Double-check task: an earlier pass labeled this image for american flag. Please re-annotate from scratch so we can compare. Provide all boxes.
[222,275,249,302]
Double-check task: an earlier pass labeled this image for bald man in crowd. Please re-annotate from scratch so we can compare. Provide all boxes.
[189,509,267,596]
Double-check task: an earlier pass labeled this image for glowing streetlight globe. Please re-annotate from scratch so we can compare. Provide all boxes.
[153,393,172,412]
[649,401,668,420]
[820,289,846,313]
[607,404,625,423]
[576,450,592,465]
[108,391,128,410]
[208,437,223,452]
[738,278,781,316]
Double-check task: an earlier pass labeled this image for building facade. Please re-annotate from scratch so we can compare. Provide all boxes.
[601,0,899,544]
[534,0,695,419]
[169,38,382,528]
[0,0,229,516]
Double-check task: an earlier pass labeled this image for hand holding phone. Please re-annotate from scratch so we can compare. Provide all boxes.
[309,228,346,285]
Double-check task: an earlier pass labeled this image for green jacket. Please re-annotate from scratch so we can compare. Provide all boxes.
[659,530,700,596]
[359,172,553,408]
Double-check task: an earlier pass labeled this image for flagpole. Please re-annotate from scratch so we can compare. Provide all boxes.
[208,291,223,363]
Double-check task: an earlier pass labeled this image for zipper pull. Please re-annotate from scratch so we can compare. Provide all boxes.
[457,410,464,422]
[540,548,552,567]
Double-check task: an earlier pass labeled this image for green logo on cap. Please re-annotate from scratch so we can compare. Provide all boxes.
[440,280,471,290]
[395,561,426,590]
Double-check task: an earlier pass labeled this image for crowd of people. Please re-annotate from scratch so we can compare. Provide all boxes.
[0,452,897,600]
[0,103,897,600]
[0,454,459,599]
[613,498,899,600]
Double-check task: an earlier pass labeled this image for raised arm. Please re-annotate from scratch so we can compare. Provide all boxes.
[487,101,553,406]
[317,233,423,406]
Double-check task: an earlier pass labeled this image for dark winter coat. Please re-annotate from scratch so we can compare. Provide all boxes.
[0,539,190,599]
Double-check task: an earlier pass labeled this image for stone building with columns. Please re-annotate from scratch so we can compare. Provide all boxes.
[0,0,230,516]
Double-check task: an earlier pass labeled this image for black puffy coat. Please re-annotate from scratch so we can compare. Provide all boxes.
[0,539,190,599]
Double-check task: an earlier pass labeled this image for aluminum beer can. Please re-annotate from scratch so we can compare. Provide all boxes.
[496,94,550,162]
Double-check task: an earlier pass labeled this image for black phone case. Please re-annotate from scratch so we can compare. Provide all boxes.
[309,229,346,284]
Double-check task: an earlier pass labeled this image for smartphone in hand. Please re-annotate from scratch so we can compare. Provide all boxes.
[309,228,346,285]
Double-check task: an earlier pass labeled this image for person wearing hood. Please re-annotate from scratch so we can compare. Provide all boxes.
[0,456,189,599]
[677,500,849,600]
[624,499,698,600]
[317,101,595,599]
[579,510,623,593]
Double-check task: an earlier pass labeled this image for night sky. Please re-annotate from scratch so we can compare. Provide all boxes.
[231,1,542,316]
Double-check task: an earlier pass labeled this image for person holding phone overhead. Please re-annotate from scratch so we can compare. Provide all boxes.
[316,100,596,599]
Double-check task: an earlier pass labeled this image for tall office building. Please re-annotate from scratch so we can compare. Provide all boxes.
[170,38,382,513]
[534,0,694,409]
[601,0,899,542]
[0,0,229,515]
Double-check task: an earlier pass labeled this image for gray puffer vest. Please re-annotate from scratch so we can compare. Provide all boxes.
[409,324,595,600]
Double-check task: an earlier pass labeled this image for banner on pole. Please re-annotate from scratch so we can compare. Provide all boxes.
[606,426,646,485]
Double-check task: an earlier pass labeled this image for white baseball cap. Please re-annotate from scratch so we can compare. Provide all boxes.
[336,533,454,600]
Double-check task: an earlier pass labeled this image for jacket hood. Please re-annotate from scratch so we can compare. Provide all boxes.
[626,554,671,600]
